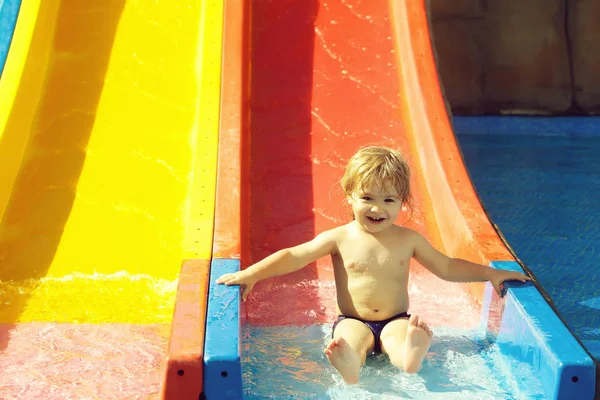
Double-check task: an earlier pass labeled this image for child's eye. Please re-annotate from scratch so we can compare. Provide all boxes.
[385,199,396,203]
[361,196,372,201]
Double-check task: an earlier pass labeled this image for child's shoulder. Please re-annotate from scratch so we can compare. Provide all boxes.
[390,224,424,242]
[312,224,348,242]
[321,223,353,239]
[314,222,357,245]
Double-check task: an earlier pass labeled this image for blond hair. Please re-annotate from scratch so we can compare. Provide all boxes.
[341,146,412,210]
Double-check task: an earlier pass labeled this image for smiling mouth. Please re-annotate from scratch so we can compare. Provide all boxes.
[366,216,386,223]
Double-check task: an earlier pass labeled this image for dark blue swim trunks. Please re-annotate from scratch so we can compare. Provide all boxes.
[331,312,411,354]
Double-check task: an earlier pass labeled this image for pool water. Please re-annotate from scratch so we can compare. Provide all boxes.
[0,272,177,323]
[456,130,600,359]
[242,324,545,399]
[0,272,177,399]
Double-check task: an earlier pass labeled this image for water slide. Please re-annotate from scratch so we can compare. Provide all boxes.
[0,1,595,400]
[0,1,221,398]
[203,1,596,399]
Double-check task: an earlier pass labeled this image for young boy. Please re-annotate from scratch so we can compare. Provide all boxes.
[216,146,530,384]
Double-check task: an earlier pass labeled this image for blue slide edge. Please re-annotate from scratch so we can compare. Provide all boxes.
[202,258,597,399]
[482,261,595,399]
[204,258,243,400]
[0,0,21,76]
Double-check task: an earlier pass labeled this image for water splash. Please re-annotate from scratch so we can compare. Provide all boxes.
[0,271,177,323]
[242,324,545,399]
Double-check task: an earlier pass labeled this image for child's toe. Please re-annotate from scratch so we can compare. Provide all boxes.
[408,314,419,326]
[325,339,336,352]
[417,320,433,335]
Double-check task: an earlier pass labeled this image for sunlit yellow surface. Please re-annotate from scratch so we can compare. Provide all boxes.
[0,0,222,323]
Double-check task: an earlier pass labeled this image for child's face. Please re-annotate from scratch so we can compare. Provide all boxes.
[348,184,403,233]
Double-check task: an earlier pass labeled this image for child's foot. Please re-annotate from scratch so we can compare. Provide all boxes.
[403,314,433,373]
[324,337,361,384]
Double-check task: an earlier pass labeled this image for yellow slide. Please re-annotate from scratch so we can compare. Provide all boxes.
[0,1,221,398]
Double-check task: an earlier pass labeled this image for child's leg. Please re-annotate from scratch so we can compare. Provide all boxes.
[325,318,374,384]
[380,314,433,374]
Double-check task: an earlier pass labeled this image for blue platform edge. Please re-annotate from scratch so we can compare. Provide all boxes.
[0,0,21,76]
[204,258,243,400]
[203,258,596,399]
[453,116,600,137]
[482,261,596,399]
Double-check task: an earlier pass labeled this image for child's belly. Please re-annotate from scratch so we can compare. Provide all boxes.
[337,276,409,321]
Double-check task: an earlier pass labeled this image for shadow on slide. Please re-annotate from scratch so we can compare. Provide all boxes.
[0,0,125,338]
[243,0,321,326]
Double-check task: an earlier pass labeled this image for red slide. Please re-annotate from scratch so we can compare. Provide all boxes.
[215,0,511,326]
[211,0,518,397]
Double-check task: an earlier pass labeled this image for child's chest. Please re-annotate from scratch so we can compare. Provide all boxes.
[335,235,410,275]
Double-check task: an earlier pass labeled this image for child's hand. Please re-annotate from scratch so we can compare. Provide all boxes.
[216,271,257,302]
[490,270,531,297]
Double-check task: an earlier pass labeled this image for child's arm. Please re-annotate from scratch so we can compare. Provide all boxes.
[411,231,530,296]
[216,229,338,301]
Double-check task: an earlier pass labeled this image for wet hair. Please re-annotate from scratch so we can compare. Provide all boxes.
[341,146,413,214]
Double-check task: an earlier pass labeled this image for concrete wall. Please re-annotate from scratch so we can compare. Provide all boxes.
[569,0,600,112]
[431,0,600,115]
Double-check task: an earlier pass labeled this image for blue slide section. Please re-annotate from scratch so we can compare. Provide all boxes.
[483,261,595,399]
[203,258,596,399]
[204,258,243,399]
[0,0,21,75]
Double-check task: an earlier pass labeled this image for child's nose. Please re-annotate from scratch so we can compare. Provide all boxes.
[370,204,381,212]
